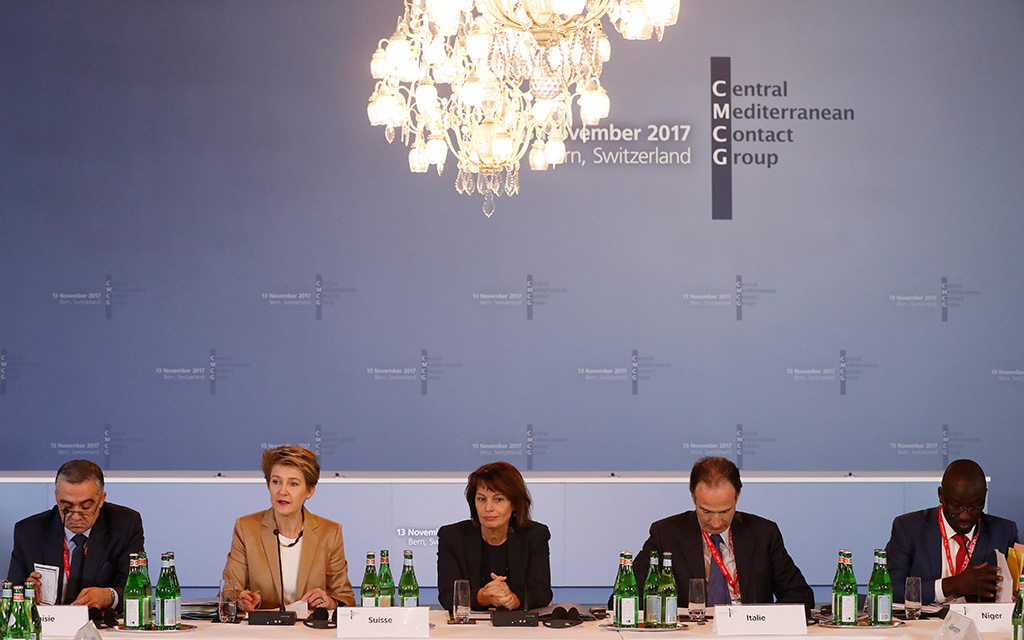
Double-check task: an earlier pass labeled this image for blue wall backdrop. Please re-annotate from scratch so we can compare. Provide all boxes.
[1,0,1022,539]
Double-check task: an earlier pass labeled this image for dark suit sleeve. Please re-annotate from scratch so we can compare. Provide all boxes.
[114,508,146,602]
[7,519,36,585]
[436,523,464,612]
[762,520,814,613]
[885,514,921,603]
[520,524,552,609]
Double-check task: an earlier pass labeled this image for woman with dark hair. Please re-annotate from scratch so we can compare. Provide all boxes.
[221,446,355,611]
[436,461,552,611]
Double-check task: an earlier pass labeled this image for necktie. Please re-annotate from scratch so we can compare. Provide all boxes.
[954,534,969,572]
[707,533,730,606]
[66,533,87,604]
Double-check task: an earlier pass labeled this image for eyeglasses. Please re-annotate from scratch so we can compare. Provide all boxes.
[61,506,99,518]
[944,504,984,516]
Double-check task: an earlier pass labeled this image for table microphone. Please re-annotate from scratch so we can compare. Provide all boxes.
[247,529,297,626]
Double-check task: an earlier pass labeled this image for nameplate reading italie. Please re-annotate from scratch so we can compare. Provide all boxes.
[37,605,89,637]
[935,611,983,640]
[946,603,1014,633]
[336,606,429,638]
[711,604,806,636]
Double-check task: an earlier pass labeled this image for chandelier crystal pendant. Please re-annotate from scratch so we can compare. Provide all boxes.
[367,0,679,217]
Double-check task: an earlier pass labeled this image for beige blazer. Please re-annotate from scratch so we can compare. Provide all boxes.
[221,508,355,608]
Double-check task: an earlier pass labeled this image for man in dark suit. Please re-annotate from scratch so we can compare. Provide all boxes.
[7,460,145,609]
[633,457,814,614]
[886,459,1019,604]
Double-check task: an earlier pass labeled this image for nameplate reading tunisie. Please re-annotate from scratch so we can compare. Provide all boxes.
[935,610,983,640]
[336,606,429,638]
[712,604,806,636]
[37,606,89,637]
[946,603,1014,633]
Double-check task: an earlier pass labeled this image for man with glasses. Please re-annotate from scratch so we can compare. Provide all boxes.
[886,459,1019,604]
[7,460,145,608]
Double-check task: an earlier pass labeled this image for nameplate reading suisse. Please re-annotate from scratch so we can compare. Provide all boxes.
[37,605,89,637]
[935,610,983,640]
[712,604,806,636]
[946,603,1014,634]
[336,606,429,638]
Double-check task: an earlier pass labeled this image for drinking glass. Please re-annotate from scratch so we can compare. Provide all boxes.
[453,579,471,623]
[688,578,707,623]
[218,580,237,623]
[904,577,922,620]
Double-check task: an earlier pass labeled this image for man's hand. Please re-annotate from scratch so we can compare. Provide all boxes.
[943,563,1001,599]
[26,571,43,592]
[72,587,115,609]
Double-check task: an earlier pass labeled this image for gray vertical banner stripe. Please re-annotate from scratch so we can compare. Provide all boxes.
[105,275,112,320]
[0,349,6,395]
[526,274,533,321]
[711,56,733,220]
[736,424,743,470]
[104,424,111,469]
[839,350,846,396]
[526,424,533,471]
[316,274,323,320]
[736,275,742,321]
[941,277,948,322]
[631,349,638,395]
[420,349,428,395]
[210,349,217,395]
[314,424,322,458]
[942,425,949,468]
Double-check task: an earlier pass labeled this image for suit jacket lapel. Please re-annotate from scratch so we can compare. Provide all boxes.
[507,529,527,605]
[81,505,110,585]
[730,513,754,602]
[972,515,991,564]
[464,525,482,594]
[45,508,67,600]
[297,510,319,596]
[259,509,283,605]
[925,507,943,579]
[679,513,707,582]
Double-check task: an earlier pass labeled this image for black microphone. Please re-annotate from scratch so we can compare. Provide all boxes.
[273,529,287,613]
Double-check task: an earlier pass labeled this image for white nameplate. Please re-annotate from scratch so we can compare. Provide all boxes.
[946,603,1014,633]
[712,604,806,636]
[935,610,983,640]
[38,605,89,637]
[336,607,429,638]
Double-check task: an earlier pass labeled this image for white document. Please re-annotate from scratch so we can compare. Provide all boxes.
[285,599,309,619]
[33,563,60,606]
[994,549,1012,602]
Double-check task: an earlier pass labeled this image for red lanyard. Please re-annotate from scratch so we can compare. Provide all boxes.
[938,510,977,575]
[701,529,740,598]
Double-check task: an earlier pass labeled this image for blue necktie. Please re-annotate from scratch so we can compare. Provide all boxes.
[66,533,87,604]
[707,533,730,607]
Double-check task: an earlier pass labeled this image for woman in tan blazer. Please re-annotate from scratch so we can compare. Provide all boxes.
[221,446,355,611]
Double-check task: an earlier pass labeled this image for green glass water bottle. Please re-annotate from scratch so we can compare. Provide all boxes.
[660,552,678,627]
[643,551,661,627]
[614,552,639,628]
[867,549,892,624]
[124,553,146,630]
[398,550,419,607]
[360,552,378,607]
[377,550,395,607]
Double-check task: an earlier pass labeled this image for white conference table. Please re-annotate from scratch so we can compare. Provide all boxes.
[94,610,1013,640]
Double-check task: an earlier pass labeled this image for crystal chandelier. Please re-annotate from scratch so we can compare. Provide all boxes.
[367,0,679,217]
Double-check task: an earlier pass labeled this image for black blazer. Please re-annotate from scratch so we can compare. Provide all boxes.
[436,519,553,611]
[632,511,815,614]
[886,506,1020,603]
[7,503,145,606]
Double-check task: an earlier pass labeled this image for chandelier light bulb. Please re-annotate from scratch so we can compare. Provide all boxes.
[545,136,566,165]
[409,142,430,173]
[492,131,513,163]
[370,48,388,79]
[529,140,549,170]
[551,0,587,16]
[598,33,611,61]
[427,134,448,165]
[426,0,462,35]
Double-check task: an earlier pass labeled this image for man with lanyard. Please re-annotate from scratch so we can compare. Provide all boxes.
[632,456,815,615]
[7,459,145,609]
[886,459,1019,604]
